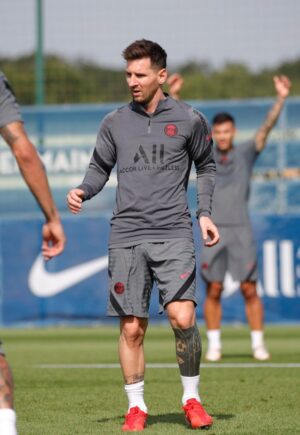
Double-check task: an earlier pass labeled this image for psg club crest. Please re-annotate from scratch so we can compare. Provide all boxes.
[164,124,178,137]
[114,282,125,294]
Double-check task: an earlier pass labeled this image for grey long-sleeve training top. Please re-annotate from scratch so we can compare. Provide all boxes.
[78,96,216,247]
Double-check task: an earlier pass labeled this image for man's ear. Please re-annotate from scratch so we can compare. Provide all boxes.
[158,68,168,85]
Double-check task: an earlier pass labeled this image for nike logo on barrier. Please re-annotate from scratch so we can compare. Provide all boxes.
[28,255,108,297]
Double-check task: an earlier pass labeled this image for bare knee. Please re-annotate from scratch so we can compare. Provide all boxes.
[120,316,148,347]
[167,301,196,329]
[241,281,258,302]
[206,282,223,301]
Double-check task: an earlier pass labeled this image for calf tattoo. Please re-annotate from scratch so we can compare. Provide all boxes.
[172,325,202,376]
[124,372,144,385]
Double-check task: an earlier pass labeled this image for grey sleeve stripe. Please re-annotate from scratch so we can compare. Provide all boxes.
[92,148,113,175]
[194,145,212,167]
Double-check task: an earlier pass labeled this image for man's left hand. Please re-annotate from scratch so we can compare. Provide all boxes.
[199,216,219,247]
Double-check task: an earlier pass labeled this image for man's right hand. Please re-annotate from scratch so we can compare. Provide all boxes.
[67,188,85,214]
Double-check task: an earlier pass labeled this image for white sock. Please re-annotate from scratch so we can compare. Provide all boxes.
[0,409,17,435]
[124,381,147,413]
[207,329,221,349]
[251,330,264,350]
[181,375,201,405]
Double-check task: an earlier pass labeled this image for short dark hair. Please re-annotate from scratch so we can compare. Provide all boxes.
[122,39,167,69]
[212,112,235,126]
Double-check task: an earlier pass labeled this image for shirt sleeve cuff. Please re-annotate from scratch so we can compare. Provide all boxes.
[196,209,211,219]
[76,183,93,201]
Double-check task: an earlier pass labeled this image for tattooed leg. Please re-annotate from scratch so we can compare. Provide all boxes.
[0,356,14,409]
[172,325,203,404]
[172,325,202,376]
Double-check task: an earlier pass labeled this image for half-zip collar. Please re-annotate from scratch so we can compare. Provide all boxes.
[130,93,174,118]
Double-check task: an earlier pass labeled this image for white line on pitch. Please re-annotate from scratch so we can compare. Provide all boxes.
[34,363,300,369]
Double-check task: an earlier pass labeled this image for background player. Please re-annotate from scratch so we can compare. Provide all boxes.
[202,75,291,361]
[67,39,219,431]
[0,71,66,435]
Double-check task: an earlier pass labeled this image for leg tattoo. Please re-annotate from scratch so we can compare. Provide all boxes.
[173,324,202,376]
[124,373,144,385]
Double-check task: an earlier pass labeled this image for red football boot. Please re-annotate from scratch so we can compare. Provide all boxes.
[122,406,148,432]
[183,398,213,429]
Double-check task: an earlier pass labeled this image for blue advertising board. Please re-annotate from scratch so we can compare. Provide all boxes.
[0,215,299,325]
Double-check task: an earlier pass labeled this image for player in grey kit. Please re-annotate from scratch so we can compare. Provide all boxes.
[0,72,66,435]
[202,75,291,362]
[67,40,219,431]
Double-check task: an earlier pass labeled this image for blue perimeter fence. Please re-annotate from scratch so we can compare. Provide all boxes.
[0,98,299,326]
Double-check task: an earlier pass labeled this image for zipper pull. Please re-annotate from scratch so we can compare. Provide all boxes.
[148,119,151,134]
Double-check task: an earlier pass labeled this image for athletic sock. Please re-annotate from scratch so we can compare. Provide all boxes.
[207,329,221,349]
[0,409,17,435]
[181,375,201,405]
[251,330,264,350]
[124,380,147,413]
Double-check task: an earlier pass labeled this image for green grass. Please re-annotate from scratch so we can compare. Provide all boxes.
[1,324,299,434]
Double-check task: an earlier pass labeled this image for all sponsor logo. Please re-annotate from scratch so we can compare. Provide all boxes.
[134,144,165,165]
[119,144,179,174]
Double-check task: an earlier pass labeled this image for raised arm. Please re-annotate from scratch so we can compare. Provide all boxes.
[255,75,291,152]
[167,73,184,100]
[1,121,65,260]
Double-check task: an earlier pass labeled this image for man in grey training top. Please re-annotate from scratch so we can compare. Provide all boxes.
[67,39,219,431]
[0,71,66,435]
[201,75,291,362]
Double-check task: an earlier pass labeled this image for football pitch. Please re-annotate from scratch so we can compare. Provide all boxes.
[1,324,299,434]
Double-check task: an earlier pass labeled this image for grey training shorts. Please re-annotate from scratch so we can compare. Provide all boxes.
[107,238,197,317]
[201,224,258,283]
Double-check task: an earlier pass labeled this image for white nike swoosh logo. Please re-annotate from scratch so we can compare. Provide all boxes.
[28,255,108,297]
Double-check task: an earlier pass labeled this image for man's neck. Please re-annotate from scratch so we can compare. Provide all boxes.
[217,144,234,153]
[144,88,166,114]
